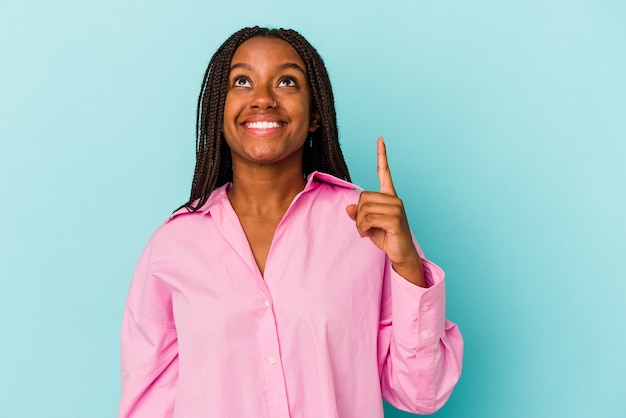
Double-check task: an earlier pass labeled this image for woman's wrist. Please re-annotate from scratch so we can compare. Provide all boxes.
[392,255,426,287]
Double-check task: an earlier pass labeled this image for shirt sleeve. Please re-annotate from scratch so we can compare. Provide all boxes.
[378,257,464,414]
[118,237,179,418]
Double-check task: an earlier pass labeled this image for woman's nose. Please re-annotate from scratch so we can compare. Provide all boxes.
[250,85,276,110]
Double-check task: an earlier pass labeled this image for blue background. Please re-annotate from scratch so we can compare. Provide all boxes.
[1,1,625,417]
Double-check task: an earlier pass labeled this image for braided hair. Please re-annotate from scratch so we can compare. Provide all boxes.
[183,26,350,212]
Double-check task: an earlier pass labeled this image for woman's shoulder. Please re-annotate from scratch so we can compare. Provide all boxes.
[150,185,230,239]
[307,171,362,201]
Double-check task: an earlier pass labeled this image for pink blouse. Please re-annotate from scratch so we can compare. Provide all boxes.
[119,172,463,418]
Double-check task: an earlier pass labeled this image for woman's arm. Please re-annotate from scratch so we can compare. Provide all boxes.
[119,239,178,418]
[377,258,463,414]
[347,137,463,412]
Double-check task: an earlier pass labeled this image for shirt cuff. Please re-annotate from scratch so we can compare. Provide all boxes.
[390,259,446,348]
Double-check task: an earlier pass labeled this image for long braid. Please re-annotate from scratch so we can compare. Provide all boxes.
[182,27,351,212]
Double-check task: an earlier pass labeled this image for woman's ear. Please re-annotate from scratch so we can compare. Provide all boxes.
[309,111,321,132]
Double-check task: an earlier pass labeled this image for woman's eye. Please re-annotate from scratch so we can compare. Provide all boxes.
[233,77,251,87]
[278,77,296,87]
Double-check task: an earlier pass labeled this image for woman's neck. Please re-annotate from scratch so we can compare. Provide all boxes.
[227,163,306,219]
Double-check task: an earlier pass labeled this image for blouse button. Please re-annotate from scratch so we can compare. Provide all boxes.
[421,330,430,338]
[268,356,276,365]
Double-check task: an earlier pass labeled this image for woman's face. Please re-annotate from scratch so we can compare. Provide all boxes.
[222,36,319,169]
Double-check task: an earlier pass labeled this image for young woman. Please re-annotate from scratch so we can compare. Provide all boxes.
[119,26,463,418]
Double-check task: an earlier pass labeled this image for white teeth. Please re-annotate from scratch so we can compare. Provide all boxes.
[246,121,282,129]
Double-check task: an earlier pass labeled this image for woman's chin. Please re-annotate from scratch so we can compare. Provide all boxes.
[234,146,304,167]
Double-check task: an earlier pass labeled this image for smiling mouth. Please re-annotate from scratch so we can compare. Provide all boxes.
[243,121,286,130]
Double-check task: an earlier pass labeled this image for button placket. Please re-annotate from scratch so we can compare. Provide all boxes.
[420,302,431,340]
[258,291,289,418]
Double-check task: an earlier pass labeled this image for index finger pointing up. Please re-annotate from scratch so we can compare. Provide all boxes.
[377,136,397,196]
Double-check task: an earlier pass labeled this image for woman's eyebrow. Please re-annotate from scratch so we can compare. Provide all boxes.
[277,63,306,75]
[230,63,253,71]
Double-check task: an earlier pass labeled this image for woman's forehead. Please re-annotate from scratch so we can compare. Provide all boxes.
[230,37,305,70]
